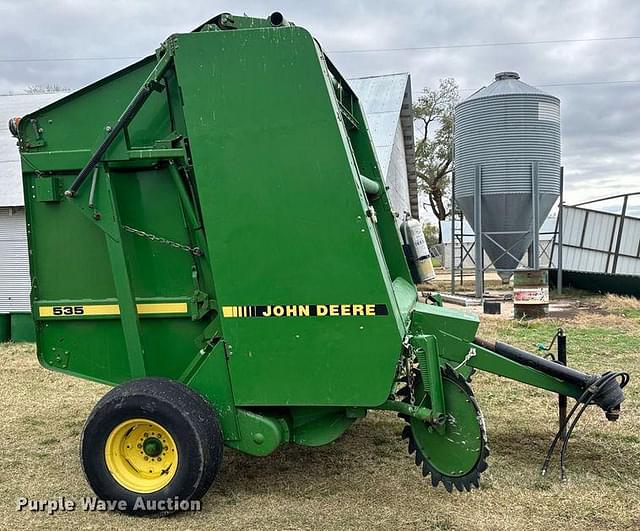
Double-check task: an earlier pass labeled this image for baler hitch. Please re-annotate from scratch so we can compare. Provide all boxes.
[472,334,629,479]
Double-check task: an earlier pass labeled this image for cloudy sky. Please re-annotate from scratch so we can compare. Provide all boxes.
[1,0,639,213]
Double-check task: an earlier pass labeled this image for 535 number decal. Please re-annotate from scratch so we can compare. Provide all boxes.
[52,306,85,316]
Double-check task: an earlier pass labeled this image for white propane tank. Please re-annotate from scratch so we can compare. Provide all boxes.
[400,218,436,283]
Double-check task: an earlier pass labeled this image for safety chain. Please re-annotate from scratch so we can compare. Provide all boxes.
[122,225,203,256]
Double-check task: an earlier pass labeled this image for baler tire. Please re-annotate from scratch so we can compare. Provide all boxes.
[80,377,223,516]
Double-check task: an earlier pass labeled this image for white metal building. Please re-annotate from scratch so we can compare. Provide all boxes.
[349,73,419,220]
[0,93,65,314]
[553,200,640,275]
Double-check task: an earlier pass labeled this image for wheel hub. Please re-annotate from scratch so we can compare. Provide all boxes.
[104,418,178,493]
[143,437,164,457]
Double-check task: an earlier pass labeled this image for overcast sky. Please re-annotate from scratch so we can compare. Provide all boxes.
[1,0,639,214]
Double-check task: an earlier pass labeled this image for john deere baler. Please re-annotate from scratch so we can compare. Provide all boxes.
[14,12,628,515]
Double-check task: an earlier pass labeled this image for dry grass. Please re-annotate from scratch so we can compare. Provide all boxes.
[1,296,639,530]
[600,294,640,315]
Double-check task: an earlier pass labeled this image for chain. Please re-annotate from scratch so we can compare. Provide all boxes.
[122,225,203,256]
[401,335,416,405]
[453,347,477,371]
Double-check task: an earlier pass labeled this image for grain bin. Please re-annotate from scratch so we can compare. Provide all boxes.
[454,72,561,282]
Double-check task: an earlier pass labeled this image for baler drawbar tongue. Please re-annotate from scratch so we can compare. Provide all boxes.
[471,336,629,477]
[393,319,628,492]
[473,337,627,417]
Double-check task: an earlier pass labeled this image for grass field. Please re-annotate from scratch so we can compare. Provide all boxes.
[1,294,639,530]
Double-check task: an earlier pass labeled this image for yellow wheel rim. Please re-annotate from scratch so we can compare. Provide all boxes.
[104,418,178,493]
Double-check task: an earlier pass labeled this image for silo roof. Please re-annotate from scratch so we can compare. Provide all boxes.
[0,92,67,207]
[462,72,558,103]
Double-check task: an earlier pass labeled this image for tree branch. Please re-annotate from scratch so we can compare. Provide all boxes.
[413,77,460,221]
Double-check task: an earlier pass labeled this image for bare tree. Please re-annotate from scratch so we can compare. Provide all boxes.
[414,78,459,225]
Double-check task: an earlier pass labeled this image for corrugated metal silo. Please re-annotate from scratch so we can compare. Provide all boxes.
[454,72,561,282]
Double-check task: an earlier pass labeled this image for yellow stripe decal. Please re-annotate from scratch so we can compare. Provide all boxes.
[83,304,120,316]
[38,302,188,318]
[136,302,188,314]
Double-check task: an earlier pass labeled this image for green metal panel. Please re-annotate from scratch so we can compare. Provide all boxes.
[34,176,63,202]
[410,301,480,359]
[172,27,406,407]
[18,56,168,158]
[22,154,208,385]
[0,314,9,342]
[183,341,240,440]
[10,313,36,342]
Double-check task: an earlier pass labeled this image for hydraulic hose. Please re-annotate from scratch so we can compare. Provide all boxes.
[541,370,630,478]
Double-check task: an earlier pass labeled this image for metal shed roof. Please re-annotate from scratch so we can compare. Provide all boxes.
[348,73,419,218]
[0,93,66,207]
